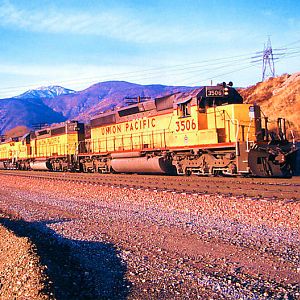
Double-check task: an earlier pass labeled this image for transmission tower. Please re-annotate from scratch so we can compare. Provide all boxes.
[252,37,278,81]
[262,37,275,81]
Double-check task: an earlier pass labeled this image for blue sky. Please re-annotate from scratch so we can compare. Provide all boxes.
[0,0,299,98]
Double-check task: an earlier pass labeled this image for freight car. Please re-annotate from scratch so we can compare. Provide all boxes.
[0,83,297,177]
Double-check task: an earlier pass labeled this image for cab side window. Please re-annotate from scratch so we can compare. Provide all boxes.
[178,102,191,118]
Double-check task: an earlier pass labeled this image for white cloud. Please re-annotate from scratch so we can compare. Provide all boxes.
[0,0,240,44]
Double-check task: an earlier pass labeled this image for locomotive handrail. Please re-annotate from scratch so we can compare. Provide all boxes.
[290,130,296,148]
[87,129,172,153]
[246,117,253,152]
[230,118,239,156]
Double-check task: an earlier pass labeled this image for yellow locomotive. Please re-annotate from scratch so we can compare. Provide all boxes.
[79,83,296,177]
[29,121,84,171]
[0,136,29,169]
[0,120,84,171]
[0,83,297,177]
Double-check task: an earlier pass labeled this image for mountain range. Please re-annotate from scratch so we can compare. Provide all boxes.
[0,73,299,136]
[0,82,194,134]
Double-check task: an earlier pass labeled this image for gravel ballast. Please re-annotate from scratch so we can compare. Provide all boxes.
[0,220,52,300]
[0,174,299,299]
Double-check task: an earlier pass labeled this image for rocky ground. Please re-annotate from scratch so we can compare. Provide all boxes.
[0,220,52,299]
[0,174,299,299]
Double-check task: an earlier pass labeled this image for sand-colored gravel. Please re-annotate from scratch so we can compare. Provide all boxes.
[0,174,299,299]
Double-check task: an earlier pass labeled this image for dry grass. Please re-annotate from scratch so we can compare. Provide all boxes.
[239,72,300,137]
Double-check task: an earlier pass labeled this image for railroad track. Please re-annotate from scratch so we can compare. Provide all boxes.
[1,170,299,202]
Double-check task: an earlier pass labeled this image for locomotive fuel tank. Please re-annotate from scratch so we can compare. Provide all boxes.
[111,153,174,174]
[30,160,52,171]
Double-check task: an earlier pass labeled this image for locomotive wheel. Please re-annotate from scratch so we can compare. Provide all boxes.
[185,169,192,176]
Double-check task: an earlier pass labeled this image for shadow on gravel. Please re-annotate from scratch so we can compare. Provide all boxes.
[0,217,130,300]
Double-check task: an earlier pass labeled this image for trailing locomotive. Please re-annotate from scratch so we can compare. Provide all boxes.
[0,121,84,171]
[0,83,297,177]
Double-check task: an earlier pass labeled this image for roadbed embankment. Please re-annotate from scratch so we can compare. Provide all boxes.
[0,215,52,300]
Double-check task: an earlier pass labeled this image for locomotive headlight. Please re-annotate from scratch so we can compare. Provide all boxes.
[224,87,229,96]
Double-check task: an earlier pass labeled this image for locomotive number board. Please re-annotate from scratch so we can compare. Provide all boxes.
[205,87,224,97]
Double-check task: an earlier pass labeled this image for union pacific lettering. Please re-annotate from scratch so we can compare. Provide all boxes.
[39,137,61,145]
[101,118,156,135]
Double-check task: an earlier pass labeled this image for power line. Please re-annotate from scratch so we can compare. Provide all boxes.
[280,39,300,47]
[0,50,266,95]
[0,39,299,96]
[188,62,262,86]
[179,60,257,85]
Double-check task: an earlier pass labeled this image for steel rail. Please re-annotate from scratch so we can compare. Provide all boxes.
[0,170,299,202]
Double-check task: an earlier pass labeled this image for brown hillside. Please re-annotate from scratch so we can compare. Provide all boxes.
[4,125,30,138]
[239,73,300,136]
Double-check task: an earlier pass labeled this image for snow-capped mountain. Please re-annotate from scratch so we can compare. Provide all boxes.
[14,85,76,99]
